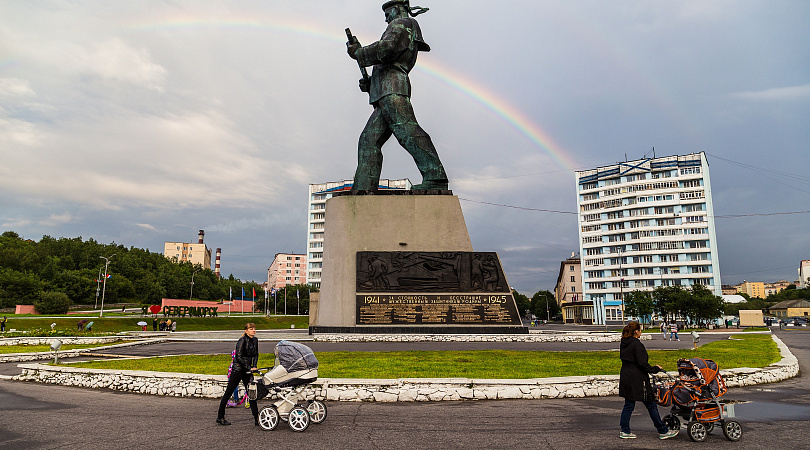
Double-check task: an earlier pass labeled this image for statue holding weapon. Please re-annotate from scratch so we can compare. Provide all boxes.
[346,0,449,192]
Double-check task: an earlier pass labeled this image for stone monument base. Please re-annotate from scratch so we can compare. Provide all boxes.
[309,325,528,334]
[310,192,525,334]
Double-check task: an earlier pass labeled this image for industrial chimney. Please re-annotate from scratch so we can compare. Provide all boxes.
[198,230,205,244]
[215,248,221,278]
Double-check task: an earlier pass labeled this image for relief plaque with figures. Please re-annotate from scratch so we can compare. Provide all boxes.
[355,252,521,326]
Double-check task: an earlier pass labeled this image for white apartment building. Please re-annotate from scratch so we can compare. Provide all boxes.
[575,152,722,325]
[306,178,411,288]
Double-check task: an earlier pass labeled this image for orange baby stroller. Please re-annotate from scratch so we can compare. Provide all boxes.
[655,357,742,442]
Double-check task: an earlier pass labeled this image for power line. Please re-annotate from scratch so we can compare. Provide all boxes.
[458,198,578,214]
[706,152,810,195]
[720,264,798,277]
[459,197,810,218]
[464,213,573,254]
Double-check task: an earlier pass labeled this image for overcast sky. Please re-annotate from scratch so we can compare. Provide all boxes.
[1,1,808,294]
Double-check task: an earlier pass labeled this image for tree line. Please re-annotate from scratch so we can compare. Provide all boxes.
[512,289,561,320]
[623,284,725,325]
[0,231,304,313]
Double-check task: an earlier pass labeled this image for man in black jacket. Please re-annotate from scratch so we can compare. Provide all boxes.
[217,323,259,425]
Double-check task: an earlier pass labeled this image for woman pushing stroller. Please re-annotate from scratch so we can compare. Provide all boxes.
[619,321,679,440]
[217,323,260,426]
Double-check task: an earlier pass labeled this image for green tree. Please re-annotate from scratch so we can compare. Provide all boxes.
[511,289,531,318]
[689,284,725,325]
[624,290,654,324]
[34,291,72,314]
[529,290,559,320]
[0,268,44,307]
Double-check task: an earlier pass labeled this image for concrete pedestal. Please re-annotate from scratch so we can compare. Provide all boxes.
[312,194,473,329]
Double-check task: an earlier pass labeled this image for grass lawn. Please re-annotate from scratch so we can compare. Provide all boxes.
[0,315,308,335]
[65,334,780,379]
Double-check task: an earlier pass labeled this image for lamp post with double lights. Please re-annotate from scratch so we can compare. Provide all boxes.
[95,266,104,309]
[99,254,115,317]
[190,268,200,300]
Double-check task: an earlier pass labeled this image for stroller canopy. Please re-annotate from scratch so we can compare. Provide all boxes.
[677,357,726,398]
[275,340,319,373]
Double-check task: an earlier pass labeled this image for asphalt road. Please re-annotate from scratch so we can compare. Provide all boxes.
[1,328,808,449]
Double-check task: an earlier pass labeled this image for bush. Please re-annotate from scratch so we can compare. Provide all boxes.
[34,291,72,315]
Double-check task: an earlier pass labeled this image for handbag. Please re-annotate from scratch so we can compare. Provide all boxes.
[248,380,258,400]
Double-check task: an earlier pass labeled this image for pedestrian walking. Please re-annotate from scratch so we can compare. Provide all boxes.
[619,321,679,440]
[669,321,680,341]
[660,321,667,340]
[216,323,260,426]
[1,316,6,332]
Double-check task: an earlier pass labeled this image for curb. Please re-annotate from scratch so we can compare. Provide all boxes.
[0,339,164,364]
[6,335,798,402]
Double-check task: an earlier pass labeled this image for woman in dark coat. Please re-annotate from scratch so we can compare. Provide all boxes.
[217,323,259,426]
[619,321,678,440]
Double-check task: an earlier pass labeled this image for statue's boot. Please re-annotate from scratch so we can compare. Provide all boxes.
[411,180,448,190]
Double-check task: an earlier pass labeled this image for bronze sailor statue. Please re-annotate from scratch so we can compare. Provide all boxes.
[346,0,449,192]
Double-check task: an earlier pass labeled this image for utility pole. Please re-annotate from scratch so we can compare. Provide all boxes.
[99,254,115,317]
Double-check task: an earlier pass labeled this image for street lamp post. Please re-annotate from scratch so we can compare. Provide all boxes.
[95,267,103,309]
[99,254,115,317]
[190,269,200,300]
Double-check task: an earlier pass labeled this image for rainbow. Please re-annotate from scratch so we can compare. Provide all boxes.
[415,58,578,171]
[128,15,578,171]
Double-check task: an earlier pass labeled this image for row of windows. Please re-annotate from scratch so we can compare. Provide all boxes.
[583,227,700,244]
[585,252,710,266]
[588,276,712,290]
[586,262,711,278]
[680,190,705,200]
[580,167,702,193]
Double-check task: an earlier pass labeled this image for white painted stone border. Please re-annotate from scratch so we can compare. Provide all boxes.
[313,332,651,343]
[8,335,797,401]
[0,339,164,364]
[0,336,143,346]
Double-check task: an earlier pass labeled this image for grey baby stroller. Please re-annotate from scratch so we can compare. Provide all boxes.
[255,340,326,432]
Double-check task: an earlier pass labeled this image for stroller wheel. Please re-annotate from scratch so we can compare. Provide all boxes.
[705,422,714,434]
[722,420,743,442]
[307,400,328,424]
[258,405,279,431]
[663,414,681,431]
[288,405,310,432]
[687,421,707,442]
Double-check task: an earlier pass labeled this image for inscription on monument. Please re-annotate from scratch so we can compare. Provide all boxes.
[356,294,521,326]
